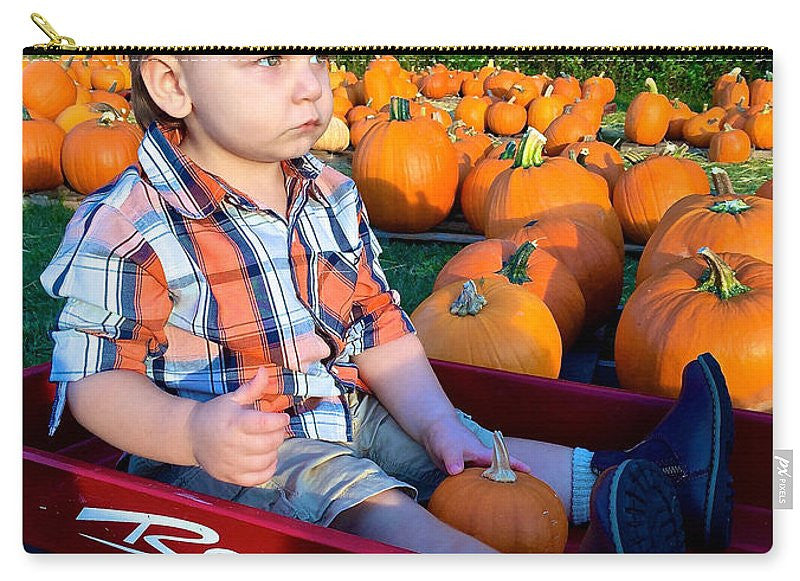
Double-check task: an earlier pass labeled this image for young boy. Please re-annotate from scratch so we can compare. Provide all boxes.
[41,54,733,553]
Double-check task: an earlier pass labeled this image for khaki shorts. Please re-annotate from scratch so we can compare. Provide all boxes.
[127,392,494,527]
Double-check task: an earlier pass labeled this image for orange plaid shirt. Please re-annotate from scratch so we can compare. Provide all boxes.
[41,122,415,441]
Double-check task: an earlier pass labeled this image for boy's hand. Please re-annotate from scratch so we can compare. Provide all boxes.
[421,415,532,477]
[187,367,291,487]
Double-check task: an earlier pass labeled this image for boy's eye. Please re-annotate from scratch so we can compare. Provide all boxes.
[309,55,330,65]
[256,56,282,67]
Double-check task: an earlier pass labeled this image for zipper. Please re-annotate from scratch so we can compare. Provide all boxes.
[25,13,772,56]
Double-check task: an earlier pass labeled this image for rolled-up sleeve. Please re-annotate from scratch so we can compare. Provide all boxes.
[344,195,415,357]
[39,202,171,435]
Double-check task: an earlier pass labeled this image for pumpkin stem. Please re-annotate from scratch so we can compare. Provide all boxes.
[543,85,554,98]
[22,105,32,121]
[512,127,547,169]
[389,96,411,122]
[765,71,773,82]
[709,198,752,214]
[497,241,537,285]
[728,67,742,77]
[108,80,118,93]
[645,77,659,94]
[507,96,517,105]
[568,147,591,167]
[449,280,488,317]
[498,140,517,160]
[722,122,735,132]
[710,167,736,196]
[481,431,517,483]
[581,134,597,143]
[97,110,117,127]
[695,247,752,300]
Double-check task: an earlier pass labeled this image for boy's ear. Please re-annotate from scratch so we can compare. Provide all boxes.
[139,55,193,120]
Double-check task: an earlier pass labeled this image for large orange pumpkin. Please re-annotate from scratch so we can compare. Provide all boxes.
[666,98,695,141]
[460,141,517,234]
[615,248,772,412]
[712,67,744,106]
[612,154,711,245]
[743,103,772,149]
[22,107,65,191]
[60,111,143,196]
[348,113,388,148]
[351,97,458,233]
[636,169,772,285]
[682,106,726,148]
[624,78,672,146]
[512,216,623,331]
[428,430,568,553]
[507,75,548,108]
[433,239,586,350]
[581,72,616,105]
[454,95,492,133]
[714,71,749,109]
[485,129,622,250]
[411,278,562,378]
[543,106,597,156]
[755,179,773,200]
[550,72,582,101]
[23,59,77,120]
[559,136,625,194]
[749,72,773,107]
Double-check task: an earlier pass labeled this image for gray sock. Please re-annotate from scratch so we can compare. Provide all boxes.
[571,447,596,525]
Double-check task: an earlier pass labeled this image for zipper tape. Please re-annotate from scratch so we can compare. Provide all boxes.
[24,46,773,56]
[24,13,772,57]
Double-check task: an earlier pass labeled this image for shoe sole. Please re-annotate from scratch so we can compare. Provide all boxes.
[608,459,686,553]
[696,353,735,552]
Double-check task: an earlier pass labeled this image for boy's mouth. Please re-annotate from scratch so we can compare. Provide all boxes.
[294,118,321,131]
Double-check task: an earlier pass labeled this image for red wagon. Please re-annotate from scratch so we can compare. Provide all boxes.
[23,360,772,554]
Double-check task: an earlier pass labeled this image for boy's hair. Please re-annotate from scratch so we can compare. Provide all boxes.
[129,55,185,131]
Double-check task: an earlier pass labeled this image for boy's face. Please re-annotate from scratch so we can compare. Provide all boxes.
[175,55,333,162]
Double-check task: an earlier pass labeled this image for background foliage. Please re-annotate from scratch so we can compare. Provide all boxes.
[334,53,772,111]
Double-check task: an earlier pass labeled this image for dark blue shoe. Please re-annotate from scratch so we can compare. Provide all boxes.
[579,459,686,553]
[591,353,735,551]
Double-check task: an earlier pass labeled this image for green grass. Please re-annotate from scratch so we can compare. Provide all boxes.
[23,202,74,368]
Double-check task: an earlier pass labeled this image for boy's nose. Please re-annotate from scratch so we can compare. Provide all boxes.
[288,57,324,103]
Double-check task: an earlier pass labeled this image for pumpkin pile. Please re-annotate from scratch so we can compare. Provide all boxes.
[22,55,142,195]
[624,68,773,156]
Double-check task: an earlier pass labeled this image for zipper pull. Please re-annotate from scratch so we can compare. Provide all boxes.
[30,13,77,50]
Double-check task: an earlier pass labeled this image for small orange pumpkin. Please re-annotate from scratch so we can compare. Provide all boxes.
[428,430,568,553]
[624,78,672,146]
[485,97,528,136]
[526,85,568,134]
[61,111,143,195]
[708,124,751,163]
